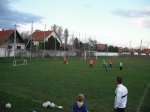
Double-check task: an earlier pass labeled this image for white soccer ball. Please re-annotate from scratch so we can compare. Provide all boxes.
[42,102,47,108]
[58,105,63,109]
[50,102,55,108]
[46,101,51,107]
[32,110,37,112]
[5,103,11,108]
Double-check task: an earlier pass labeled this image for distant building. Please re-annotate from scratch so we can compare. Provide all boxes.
[97,43,107,51]
[61,44,76,50]
[143,49,150,54]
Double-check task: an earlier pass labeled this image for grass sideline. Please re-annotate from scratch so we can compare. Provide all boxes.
[0,57,150,112]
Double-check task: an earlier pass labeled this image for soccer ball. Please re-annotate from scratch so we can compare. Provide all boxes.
[5,103,11,108]
[58,105,63,108]
[32,110,37,112]
[42,102,47,108]
[46,101,51,107]
[50,102,55,108]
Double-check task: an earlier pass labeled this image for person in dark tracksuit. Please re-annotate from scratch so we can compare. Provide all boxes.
[73,94,88,112]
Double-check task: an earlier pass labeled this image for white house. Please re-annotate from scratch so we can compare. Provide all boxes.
[0,29,25,57]
[31,30,62,47]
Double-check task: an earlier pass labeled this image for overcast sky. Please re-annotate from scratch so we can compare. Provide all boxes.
[0,0,150,48]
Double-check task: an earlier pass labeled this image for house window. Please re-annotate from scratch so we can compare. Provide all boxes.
[8,46,12,49]
[17,46,21,49]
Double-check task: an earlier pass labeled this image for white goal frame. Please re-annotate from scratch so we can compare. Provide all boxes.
[13,59,27,67]
[84,50,97,60]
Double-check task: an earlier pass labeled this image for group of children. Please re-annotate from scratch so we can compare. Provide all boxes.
[89,59,123,71]
[63,56,123,71]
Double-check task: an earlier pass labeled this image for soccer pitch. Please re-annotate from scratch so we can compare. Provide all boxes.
[0,57,150,112]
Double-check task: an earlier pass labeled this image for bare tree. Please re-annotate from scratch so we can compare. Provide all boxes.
[51,24,63,39]
[20,31,30,40]
[20,31,30,47]
[51,24,58,32]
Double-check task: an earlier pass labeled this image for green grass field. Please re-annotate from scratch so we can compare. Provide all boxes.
[0,57,150,112]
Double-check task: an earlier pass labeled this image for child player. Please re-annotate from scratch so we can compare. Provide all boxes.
[64,56,67,63]
[89,59,93,68]
[109,59,112,67]
[120,62,123,70]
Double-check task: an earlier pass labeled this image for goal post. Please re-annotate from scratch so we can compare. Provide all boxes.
[84,50,97,60]
[13,59,27,67]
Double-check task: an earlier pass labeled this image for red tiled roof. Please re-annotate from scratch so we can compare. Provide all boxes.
[144,49,150,53]
[0,30,14,43]
[32,30,53,41]
[97,43,106,50]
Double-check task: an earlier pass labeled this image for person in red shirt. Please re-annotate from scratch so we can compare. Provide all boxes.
[89,59,93,68]
[109,59,112,67]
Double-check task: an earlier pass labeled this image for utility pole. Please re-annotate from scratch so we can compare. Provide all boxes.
[72,32,74,51]
[55,34,56,58]
[14,24,17,60]
[79,33,80,50]
[130,41,132,49]
[147,42,150,49]
[43,24,46,60]
[140,40,142,55]
[30,21,33,60]
[130,41,132,55]
[84,34,86,60]
[63,33,66,58]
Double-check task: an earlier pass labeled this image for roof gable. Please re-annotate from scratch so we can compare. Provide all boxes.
[0,30,14,43]
[32,31,53,41]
